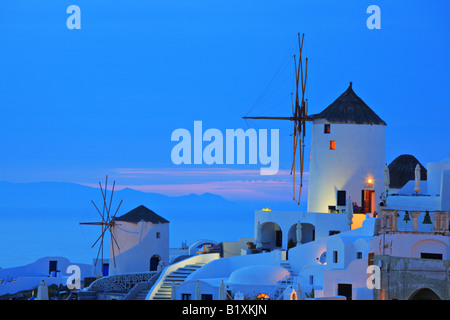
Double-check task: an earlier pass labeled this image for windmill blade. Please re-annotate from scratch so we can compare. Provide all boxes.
[79,222,104,226]
[93,229,104,267]
[302,57,308,98]
[90,226,108,248]
[107,180,116,221]
[298,142,306,204]
[291,123,297,200]
[305,99,309,118]
[110,230,117,268]
[110,229,120,252]
[91,200,106,223]
[240,32,311,205]
[99,177,108,222]
[112,199,123,219]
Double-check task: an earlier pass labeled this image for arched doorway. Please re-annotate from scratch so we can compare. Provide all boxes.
[261,222,282,250]
[149,255,161,271]
[409,288,441,300]
[287,223,315,247]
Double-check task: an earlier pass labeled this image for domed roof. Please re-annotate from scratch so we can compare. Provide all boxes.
[228,265,289,286]
[311,82,386,125]
[388,154,427,189]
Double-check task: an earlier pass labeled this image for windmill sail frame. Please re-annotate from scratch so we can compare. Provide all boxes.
[243,33,311,204]
[79,176,123,276]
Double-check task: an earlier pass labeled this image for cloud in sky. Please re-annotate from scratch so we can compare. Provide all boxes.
[80,167,309,202]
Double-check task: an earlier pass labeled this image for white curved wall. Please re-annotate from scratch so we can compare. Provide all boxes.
[109,221,169,275]
[307,121,385,213]
[411,239,449,259]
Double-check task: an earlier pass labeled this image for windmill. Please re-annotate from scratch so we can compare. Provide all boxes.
[79,176,123,276]
[243,33,312,204]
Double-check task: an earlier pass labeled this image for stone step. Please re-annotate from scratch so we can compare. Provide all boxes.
[150,262,207,300]
[162,281,182,287]
[171,270,194,276]
[153,296,172,300]
[166,275,189,281]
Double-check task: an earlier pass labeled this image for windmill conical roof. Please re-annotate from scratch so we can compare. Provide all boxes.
[311,82,386,125]
[114,205,169,224]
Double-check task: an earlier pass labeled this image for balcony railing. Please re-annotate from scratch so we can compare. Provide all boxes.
[375,209,450,236]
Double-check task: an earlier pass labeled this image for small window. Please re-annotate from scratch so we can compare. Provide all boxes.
[357,252,363,259]
[333,251,338,263]
[49,260,58,274]
[329,230,340,236]
[337,190,346,206]
[182,294,191,300]
[309,275,314,285]
[324,124,330,134]
[201,294,213,300]
[156,232,160,239]
[330,140,335,150]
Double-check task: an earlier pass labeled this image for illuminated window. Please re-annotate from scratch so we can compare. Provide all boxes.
[324,124,331,133]
[256,293,270,300]
[330,140,335,150]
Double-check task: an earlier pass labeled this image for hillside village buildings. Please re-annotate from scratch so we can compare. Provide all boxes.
[0,83,448,300]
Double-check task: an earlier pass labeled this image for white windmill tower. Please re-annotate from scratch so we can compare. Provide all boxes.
[307,82,386,214]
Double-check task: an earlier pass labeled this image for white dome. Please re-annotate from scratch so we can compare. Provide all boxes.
[228,265,289,286]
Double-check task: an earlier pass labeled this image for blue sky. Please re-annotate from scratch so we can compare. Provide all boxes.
[0,0,449,203]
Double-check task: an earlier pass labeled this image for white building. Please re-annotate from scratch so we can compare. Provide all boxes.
[0,256,92,297]
[145,83,392,301]
[307,82,386,214]
[370,155,450,300]
[386,155,450,213]
[99,83,449,301]
[108,205,169,275]
[253,82,383,252]
[288,216,377,300]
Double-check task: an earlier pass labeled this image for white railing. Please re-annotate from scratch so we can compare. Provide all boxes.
[268,274,297,300]
[87,271,158,293]
[147,253,220,300]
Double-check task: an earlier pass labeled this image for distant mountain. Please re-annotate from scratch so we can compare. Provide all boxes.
[0,181,254,244]
[0,181,303,268]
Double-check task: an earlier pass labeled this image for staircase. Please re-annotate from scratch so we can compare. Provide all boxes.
[280,261,295,276]
[271,275,297,300]
[133,288,151,300]
[270,261,298,300]
[151,263,206,300]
